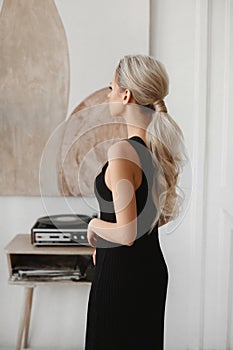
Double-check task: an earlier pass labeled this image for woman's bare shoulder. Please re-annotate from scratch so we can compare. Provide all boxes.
[107,139,140,166]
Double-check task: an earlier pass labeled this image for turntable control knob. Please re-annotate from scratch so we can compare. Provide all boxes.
[81,235,85,240]
[73,235,78,240]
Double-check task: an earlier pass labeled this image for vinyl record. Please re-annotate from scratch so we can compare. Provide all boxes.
[35,214,92,229]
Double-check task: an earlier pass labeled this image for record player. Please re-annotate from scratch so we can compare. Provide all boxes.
[31,213,97,246]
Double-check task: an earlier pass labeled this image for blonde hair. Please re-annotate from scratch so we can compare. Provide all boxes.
[116,54,187,227]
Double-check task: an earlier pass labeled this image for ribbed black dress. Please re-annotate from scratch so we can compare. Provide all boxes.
[85,136,169,350]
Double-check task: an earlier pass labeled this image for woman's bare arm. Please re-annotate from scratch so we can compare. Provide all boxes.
[87,141,138,246]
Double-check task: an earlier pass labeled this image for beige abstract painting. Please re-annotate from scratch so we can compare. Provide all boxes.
[0,0,69,195]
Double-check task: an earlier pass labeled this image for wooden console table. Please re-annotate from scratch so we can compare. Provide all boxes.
[5,234,95,350]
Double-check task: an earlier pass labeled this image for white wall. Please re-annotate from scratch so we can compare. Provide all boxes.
[150,1,197,349]
[151,1,233,350]
[54,0,150,118]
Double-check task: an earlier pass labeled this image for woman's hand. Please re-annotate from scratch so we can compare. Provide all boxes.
[87,219,98,247]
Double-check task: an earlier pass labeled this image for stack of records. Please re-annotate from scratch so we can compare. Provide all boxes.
[12,267,82,282]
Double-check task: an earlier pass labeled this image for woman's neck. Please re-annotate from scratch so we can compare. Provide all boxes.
[127,126,147,141]
[124,104,152,143]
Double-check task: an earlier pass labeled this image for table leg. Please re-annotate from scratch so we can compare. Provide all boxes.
[23,287,34,348]
[16,287,34,350]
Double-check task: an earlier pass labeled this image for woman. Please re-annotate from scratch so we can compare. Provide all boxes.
[85,55,186,349]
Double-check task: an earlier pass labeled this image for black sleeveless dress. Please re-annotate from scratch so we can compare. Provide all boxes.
[85,136,169,350]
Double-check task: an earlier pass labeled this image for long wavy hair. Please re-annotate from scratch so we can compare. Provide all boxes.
[116,54,188,227]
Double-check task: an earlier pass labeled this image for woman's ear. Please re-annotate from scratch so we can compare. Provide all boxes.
[122,89,132,105]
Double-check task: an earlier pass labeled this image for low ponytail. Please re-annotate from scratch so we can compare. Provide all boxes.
[146,101,187,227]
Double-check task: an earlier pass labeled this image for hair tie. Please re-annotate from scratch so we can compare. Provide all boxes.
[153,99,167,113]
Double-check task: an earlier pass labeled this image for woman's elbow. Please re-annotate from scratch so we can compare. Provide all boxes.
[121,230,136,246]
[126,240,135,246]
